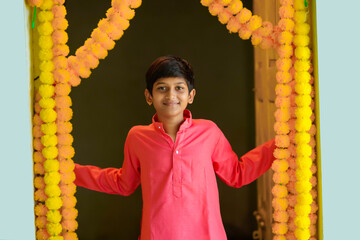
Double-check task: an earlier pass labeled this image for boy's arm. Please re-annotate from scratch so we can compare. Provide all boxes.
[212,129,276,188]
[74,131,141,196]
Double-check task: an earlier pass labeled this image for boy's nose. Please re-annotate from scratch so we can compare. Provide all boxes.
[166,88,176,99]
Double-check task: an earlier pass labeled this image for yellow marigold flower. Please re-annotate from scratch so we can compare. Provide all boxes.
[39,35,53,49]
[275,84,292,97]
[34,176,45,189]
[274,148,290,160]
[35,216,47,228]
[295,106,312,119]
[45,184,61,198]
[40,61,55,73]
[44,172,61,186]
[40,0,53,10]
[295,118,312,132]
[57,134,74,146]
[272,159,289,172]
[47,222,62,236]
[296,156,312,169]
[41,134,58,147]
[39,97,56,109]
[41,122,57,135]
[295,71,311,84]
[274,210,289,223]
[227,17,241,33]
[48,235,64,240]
[219,0,232,5]
[247,15,262,31]
[238,26,252,40]
[251,34,262,46]
[277,45,293,58]
[294,10,307,23]
[294,0,306,10]
[275,107,290,122]
[273,172,289,184]
[34,203,48,216]
[278,31,293,45]
[294,228,311,240]
[295,204,311,216]
[294,35,310,47]
[272,197,288,211]
[218,10,233,24]
[295,132,311,144]
[294,23,310,35]
[278,18,295,31]
[40,71,54,84]
[201,0,213,6]
[235,8,252,24]
[295,47,311,60]
[295,180,312,193]
[295,83,311,95]
[44,159,60,172]
[38,10,54,22]
[272,222,288,235]
[274,121,290,135]
[39,48,53,61]
[296,193,313,205]
[295,215,310,228]
[296,143,312,157]
[42,145,58,159]
[273,235,286,240]
[272,184,288,198]
[276,58,292,72]
[38,21,54,36]
[228,0,243,14]
[130,0,142,9]
[40,108,57,123]
[296,168,312,182]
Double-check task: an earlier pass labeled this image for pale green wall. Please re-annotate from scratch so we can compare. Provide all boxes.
[317,0,360,239]
[0,1,35,239]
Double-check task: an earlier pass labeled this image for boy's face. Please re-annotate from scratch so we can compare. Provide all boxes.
[144,77,196,121]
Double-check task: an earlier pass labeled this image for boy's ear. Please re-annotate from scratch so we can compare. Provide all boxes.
[188,89,196,104]
[144,89,152,105]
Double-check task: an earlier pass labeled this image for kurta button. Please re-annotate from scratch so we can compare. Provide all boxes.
[176,150,179,154]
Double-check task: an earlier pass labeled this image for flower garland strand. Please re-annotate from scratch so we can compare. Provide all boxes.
[293,0,313,239]
[51,0,79,239]
[271,0,295,239]
[67,0,142,86]
[33,1,64,239]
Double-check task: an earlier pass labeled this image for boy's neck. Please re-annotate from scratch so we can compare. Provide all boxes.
[157,113,185,138]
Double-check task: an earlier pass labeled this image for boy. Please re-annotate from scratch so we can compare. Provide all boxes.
[74,55,276,240]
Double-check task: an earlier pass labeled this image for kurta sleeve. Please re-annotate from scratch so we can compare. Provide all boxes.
[74,129,141,196]
[211,127,276,188]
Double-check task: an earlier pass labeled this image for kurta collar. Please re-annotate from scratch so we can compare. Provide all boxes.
[152,109,193,132]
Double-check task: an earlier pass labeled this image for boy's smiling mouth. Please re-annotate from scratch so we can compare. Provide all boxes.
[163,102,179,106]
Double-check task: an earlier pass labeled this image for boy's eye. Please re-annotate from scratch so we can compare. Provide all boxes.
[176,86,184,90]
[157,86,166,91]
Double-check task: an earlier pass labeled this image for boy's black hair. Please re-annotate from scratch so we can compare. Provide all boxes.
[145,55,195,95]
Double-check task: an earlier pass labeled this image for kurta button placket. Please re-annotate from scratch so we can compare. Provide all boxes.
[172,134,182,198]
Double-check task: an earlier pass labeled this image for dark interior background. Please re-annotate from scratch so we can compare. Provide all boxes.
[66,0,256,239]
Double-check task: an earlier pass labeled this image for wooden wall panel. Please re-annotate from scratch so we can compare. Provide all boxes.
[253,0,279,239]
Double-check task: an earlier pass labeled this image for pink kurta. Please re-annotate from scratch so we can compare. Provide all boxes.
[74,110,275,240]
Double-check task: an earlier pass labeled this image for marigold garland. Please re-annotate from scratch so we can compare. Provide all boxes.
[293,1,318,239]
[28,0,142,239]
[271,0,294,239]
